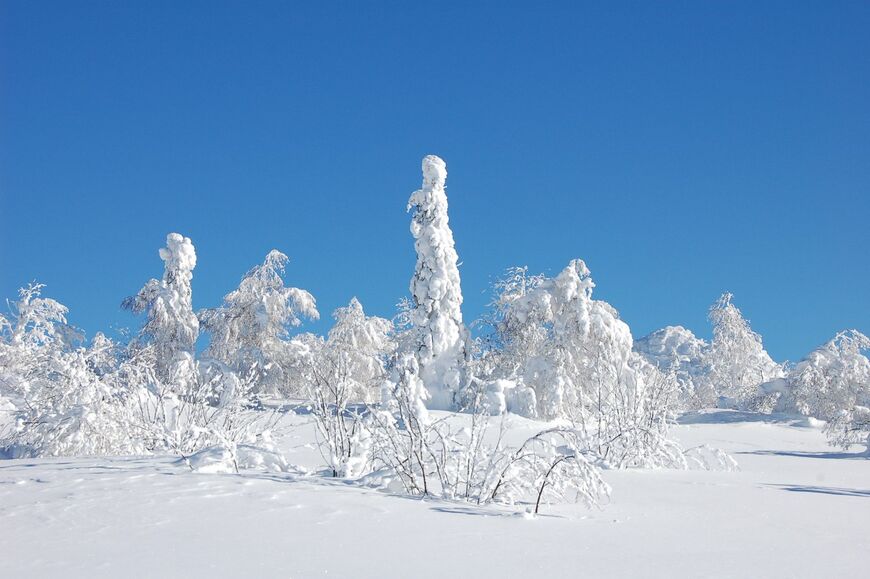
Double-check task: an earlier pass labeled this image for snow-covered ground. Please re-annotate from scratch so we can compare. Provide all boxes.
[1,411,868,578]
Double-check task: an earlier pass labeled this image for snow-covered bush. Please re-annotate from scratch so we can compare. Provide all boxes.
[405,155,469,410]
[0,285,141,457]
[368,368,609,511]
[0,236,296,467]
[702,293,783,408]
[787,330,870,453]
[635,325,711,409]
[486,427,610,513]
[366,352,432,492]
[319,298,394,404]
[126,349,286,471]
[304,298,393,476]
[199,250,319,397]
[479,261,684,468]
[0,283,78,406]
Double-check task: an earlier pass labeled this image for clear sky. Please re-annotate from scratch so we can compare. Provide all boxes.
[1,1,868,362]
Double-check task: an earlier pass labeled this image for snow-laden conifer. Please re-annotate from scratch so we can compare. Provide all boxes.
[405,155,468,409]
[123,233,199,389]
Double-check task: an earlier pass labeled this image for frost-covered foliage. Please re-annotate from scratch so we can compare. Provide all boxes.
[702,293,783,408]
[635,325,711,409]
[199,250,319,396]
[481,261,600,420]
[637,295,784,411]
[0,283,78,408]
[0,286,141,457]
[319,298,393,404]
[405,155,469,410]
[303,298,394,476]
[122,233,199,390]
[0,237,297,466]
[480,261,683,468]
[787,330,870,453]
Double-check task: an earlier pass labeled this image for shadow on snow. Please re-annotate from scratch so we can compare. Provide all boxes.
[678,410,808,427]
[739,449,869,460]
[766,484,870,498]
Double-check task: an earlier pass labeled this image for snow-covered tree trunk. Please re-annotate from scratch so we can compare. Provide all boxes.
[406,155,468,410]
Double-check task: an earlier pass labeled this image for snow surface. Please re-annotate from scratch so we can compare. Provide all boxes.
[2,411,868,578]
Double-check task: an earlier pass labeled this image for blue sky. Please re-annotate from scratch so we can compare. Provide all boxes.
[1,1,868,362]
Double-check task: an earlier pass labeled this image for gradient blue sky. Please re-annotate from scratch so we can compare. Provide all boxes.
[1,1,868,361]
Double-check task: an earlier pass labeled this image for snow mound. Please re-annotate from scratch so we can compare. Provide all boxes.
[187,444,293,474]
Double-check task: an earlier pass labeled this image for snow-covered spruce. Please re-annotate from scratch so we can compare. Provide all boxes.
[405,155,469,410]
[122,233,199,391]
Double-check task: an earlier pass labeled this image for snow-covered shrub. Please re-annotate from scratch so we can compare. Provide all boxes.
[486,427,610,513]
[186,441,292,474]
[127,350,285,471]
[405,155,469,410]
[635,325,711,409]
[787,330,870,453]
[367,352,432,493]
[480,260,683,468]
[368,370,609,511]
[199,249,319,397]
[0,285,141,457]
[702,293,782,408]
[0,283,79,407]
[826,406,870,456]
[304,298,393,477]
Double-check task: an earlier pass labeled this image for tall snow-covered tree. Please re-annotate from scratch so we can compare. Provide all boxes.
[702,293,783,406]
[199,250,318,396]
[405,155,468,409]
[123,233,199,388]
